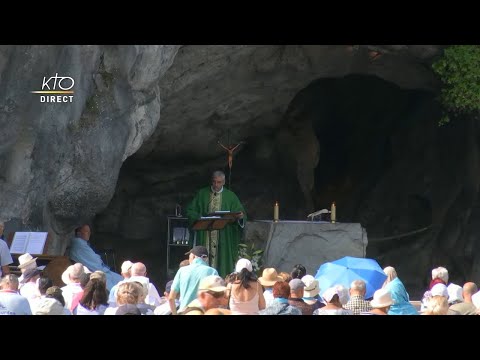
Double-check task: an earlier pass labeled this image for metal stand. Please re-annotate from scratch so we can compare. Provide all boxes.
[166,216,190,278]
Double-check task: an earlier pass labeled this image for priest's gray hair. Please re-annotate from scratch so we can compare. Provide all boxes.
[212,170,225,179]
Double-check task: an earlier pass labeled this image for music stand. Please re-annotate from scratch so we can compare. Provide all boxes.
[192,215,236,267]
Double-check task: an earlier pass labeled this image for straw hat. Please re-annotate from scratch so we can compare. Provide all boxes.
[258,268,283,287]
[61,263,91,285]
[18,253,38,270]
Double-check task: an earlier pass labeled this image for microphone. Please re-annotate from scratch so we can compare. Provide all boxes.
[307,209,330,219]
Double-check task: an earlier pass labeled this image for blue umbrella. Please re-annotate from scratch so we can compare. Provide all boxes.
[314,256,387,299]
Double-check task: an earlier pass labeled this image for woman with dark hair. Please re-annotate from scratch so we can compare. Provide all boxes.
[224,272,238,285]
[38,276,53,296]
[291,264,307,280]
[73,278,109,315]
[227,258,266,314]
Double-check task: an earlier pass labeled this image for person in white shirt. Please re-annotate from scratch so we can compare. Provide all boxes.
[19,267,42,309]
[17,253,45,285]
[60,263,91,311]
[0,274,32,315]
[258,268,283,307]
[129,262,162,307]
[0,222,13,278]
[107,260,133,306]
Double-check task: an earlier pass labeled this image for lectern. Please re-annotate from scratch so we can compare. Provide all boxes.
[192,212,240,266]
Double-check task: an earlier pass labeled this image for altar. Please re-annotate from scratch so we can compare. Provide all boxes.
[243,220,368,275]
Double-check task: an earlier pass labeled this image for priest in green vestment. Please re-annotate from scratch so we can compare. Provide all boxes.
[186,170,246,277]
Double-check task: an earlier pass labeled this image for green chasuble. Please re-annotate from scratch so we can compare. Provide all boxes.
[186,186,247,277]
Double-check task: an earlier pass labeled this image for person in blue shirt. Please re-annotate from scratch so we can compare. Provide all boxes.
[68,225,122,291]
[382,266,419,315]
[168,245,218,314]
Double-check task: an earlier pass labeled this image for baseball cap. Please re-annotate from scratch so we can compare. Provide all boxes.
[289,278,306,291]
[198,275,227,293]
[185,246,208,257]
[121,260,133,274]
[46,286,63,298]
[235,258,253,273]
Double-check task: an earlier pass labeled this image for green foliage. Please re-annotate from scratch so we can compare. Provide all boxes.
[238,243,264,275]
[85,95,99,114]
[432,45,480,124]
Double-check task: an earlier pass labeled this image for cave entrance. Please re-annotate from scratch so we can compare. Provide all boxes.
[91,73,439,295]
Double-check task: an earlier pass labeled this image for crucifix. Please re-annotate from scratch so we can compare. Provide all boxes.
[218,132,244,189]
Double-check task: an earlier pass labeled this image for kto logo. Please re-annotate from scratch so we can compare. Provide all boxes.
[31,73,75,103]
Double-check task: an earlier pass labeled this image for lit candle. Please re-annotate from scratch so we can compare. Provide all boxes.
[331,202,336,223]
[274,201,279,222]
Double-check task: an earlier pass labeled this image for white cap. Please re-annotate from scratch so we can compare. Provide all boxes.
[235,258,253,273]
[121,260,133,274]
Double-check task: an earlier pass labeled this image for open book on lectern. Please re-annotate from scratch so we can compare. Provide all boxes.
[206,211,242,219]
[9,232,48,255]
[193,216,233,231]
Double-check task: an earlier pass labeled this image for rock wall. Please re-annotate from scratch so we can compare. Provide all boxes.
[0,45,179,252]
[5,45,471,297]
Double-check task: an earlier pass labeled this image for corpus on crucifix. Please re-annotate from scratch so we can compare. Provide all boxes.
[218,140,244,170]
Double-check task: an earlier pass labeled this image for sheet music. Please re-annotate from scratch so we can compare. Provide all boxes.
[27,232,48,255]
[10,232,30,254]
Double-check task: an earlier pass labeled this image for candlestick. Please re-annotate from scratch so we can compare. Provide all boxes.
[331,202,336,224]
[274,201,279,222]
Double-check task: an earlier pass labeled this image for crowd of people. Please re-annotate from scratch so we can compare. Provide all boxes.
[1,167,480,315]
[1,235,478,315]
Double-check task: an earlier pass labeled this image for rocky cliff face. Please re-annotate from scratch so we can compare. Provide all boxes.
[6,45,474,297]
[0,45,180,252]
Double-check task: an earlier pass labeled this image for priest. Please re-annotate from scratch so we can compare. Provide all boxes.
[186,170,246,277]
